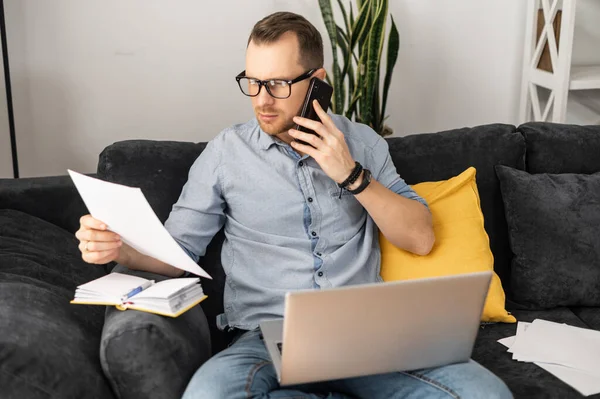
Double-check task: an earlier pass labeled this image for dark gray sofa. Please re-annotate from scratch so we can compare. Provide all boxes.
[1,122,599,399]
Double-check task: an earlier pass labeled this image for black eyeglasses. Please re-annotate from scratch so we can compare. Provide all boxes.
[235,69,317,99]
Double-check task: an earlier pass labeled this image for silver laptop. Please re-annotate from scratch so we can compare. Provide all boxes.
[260,271,492,386]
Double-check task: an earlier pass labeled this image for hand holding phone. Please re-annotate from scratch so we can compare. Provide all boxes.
[294,78,333,146]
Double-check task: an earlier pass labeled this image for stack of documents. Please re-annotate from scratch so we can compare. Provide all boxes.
[498,319,600,397]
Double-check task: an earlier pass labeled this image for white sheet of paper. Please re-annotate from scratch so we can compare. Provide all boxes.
[509,319,600,374]
[507,321,531,354]
[68,170,211,279]
[498,329,600,396]
[497,335,515,348]
[77,273,149,297]
[134,278,199,299]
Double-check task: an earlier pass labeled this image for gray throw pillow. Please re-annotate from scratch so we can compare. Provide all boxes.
[495,165,600,309]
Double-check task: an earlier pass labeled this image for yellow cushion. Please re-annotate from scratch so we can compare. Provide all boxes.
[380,167,516,323]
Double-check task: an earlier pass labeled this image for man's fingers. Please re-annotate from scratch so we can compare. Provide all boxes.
[293,116,327,138]
[290,140,319,159]
[77,229,120,243]
[80,214,107,230]
[312,100,338,133]
[82,248,119,264]
[288,130,323,149]
[79,240,122,253]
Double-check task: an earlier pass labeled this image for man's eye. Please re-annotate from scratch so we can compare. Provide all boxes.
[248,79,259,85]
[269,80,288,87]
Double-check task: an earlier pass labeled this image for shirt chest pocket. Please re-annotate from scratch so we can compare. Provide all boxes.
[328,188,367,242]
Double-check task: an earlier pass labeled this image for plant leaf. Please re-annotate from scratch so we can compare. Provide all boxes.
[336,24,349,46]
[361,0,387,128]
[337,24,355,105]
[325,74,333,87]
[352,50,368,122]
[350,0,371,51]
[319,0,344,114]
[372,76,381,133]
[336,25,348,111]
[347,58,356,118]
[346,92,362,120]
[380,14,399,129]
[337,0,351,36]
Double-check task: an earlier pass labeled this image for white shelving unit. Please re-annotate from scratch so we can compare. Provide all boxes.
[519,0,600,123]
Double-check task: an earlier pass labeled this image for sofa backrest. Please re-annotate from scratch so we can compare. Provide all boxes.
[519,122,600,174]
[97,124,528,293]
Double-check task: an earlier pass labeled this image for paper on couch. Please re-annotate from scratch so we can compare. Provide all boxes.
[499,322,600,396]
[68,170,211,279]
[509,319,600,374]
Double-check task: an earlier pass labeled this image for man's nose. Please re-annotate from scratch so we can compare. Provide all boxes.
[256,86,275,107]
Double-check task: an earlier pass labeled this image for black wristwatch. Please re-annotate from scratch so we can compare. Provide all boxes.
[347,169,372,195]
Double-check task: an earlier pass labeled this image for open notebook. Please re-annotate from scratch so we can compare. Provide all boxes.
[71,273,207,317]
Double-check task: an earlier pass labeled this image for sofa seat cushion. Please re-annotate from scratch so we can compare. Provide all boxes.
[496,166,600,309]
[0,209,113,399]
[472,307,600,399]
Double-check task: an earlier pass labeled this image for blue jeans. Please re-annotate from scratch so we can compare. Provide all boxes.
[182,328,513,399]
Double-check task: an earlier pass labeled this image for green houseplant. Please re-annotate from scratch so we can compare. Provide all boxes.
[318,0,399,137]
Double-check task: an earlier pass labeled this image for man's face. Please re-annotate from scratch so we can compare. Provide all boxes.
[245,32,324,137]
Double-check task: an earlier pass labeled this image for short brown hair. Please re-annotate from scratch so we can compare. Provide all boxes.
[248,12,324,70]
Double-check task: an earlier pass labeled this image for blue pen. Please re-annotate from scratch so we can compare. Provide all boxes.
[120,280,155,302]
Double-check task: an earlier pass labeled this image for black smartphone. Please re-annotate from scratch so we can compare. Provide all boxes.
[294,77,333,146]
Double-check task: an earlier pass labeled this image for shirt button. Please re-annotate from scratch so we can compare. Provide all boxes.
[308,197,313,203]
[316,252,322,256]
[318,271,324,277]
[311,231,317,237]
[299,161,304,166]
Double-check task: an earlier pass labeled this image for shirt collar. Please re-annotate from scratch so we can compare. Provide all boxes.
[257,120,288,151]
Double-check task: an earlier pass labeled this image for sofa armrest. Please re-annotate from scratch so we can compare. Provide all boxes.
[0,175,88,234]
[100,264,211,399]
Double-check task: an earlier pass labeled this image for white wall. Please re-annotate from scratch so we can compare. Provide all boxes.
[0,42,12,178]
[0,0,598,178]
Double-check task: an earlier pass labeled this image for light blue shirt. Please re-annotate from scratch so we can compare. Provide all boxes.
[164,114,428,330]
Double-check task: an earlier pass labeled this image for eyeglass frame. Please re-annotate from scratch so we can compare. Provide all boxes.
[235,69,317,99]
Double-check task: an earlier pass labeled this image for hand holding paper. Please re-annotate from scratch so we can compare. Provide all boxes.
[68,170,211,279]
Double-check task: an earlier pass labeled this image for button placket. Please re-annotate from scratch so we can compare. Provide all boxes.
[297,158,322,243]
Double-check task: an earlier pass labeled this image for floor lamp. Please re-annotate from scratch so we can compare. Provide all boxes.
[0,0,18,178]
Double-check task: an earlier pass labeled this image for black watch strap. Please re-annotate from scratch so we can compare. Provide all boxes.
[347,169,372,195]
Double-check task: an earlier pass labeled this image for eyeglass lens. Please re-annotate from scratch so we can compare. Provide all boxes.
[238,78,291,99]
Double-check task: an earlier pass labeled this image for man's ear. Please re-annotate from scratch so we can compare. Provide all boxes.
[315,68,327,81]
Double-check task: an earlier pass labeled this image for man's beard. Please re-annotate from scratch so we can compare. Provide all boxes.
[255,108,295,136]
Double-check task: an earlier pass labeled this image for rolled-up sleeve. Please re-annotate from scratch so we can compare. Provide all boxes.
[368,136,429,210]
[164,139,226,262]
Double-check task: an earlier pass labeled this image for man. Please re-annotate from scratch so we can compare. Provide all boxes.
[76,11,512,399]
